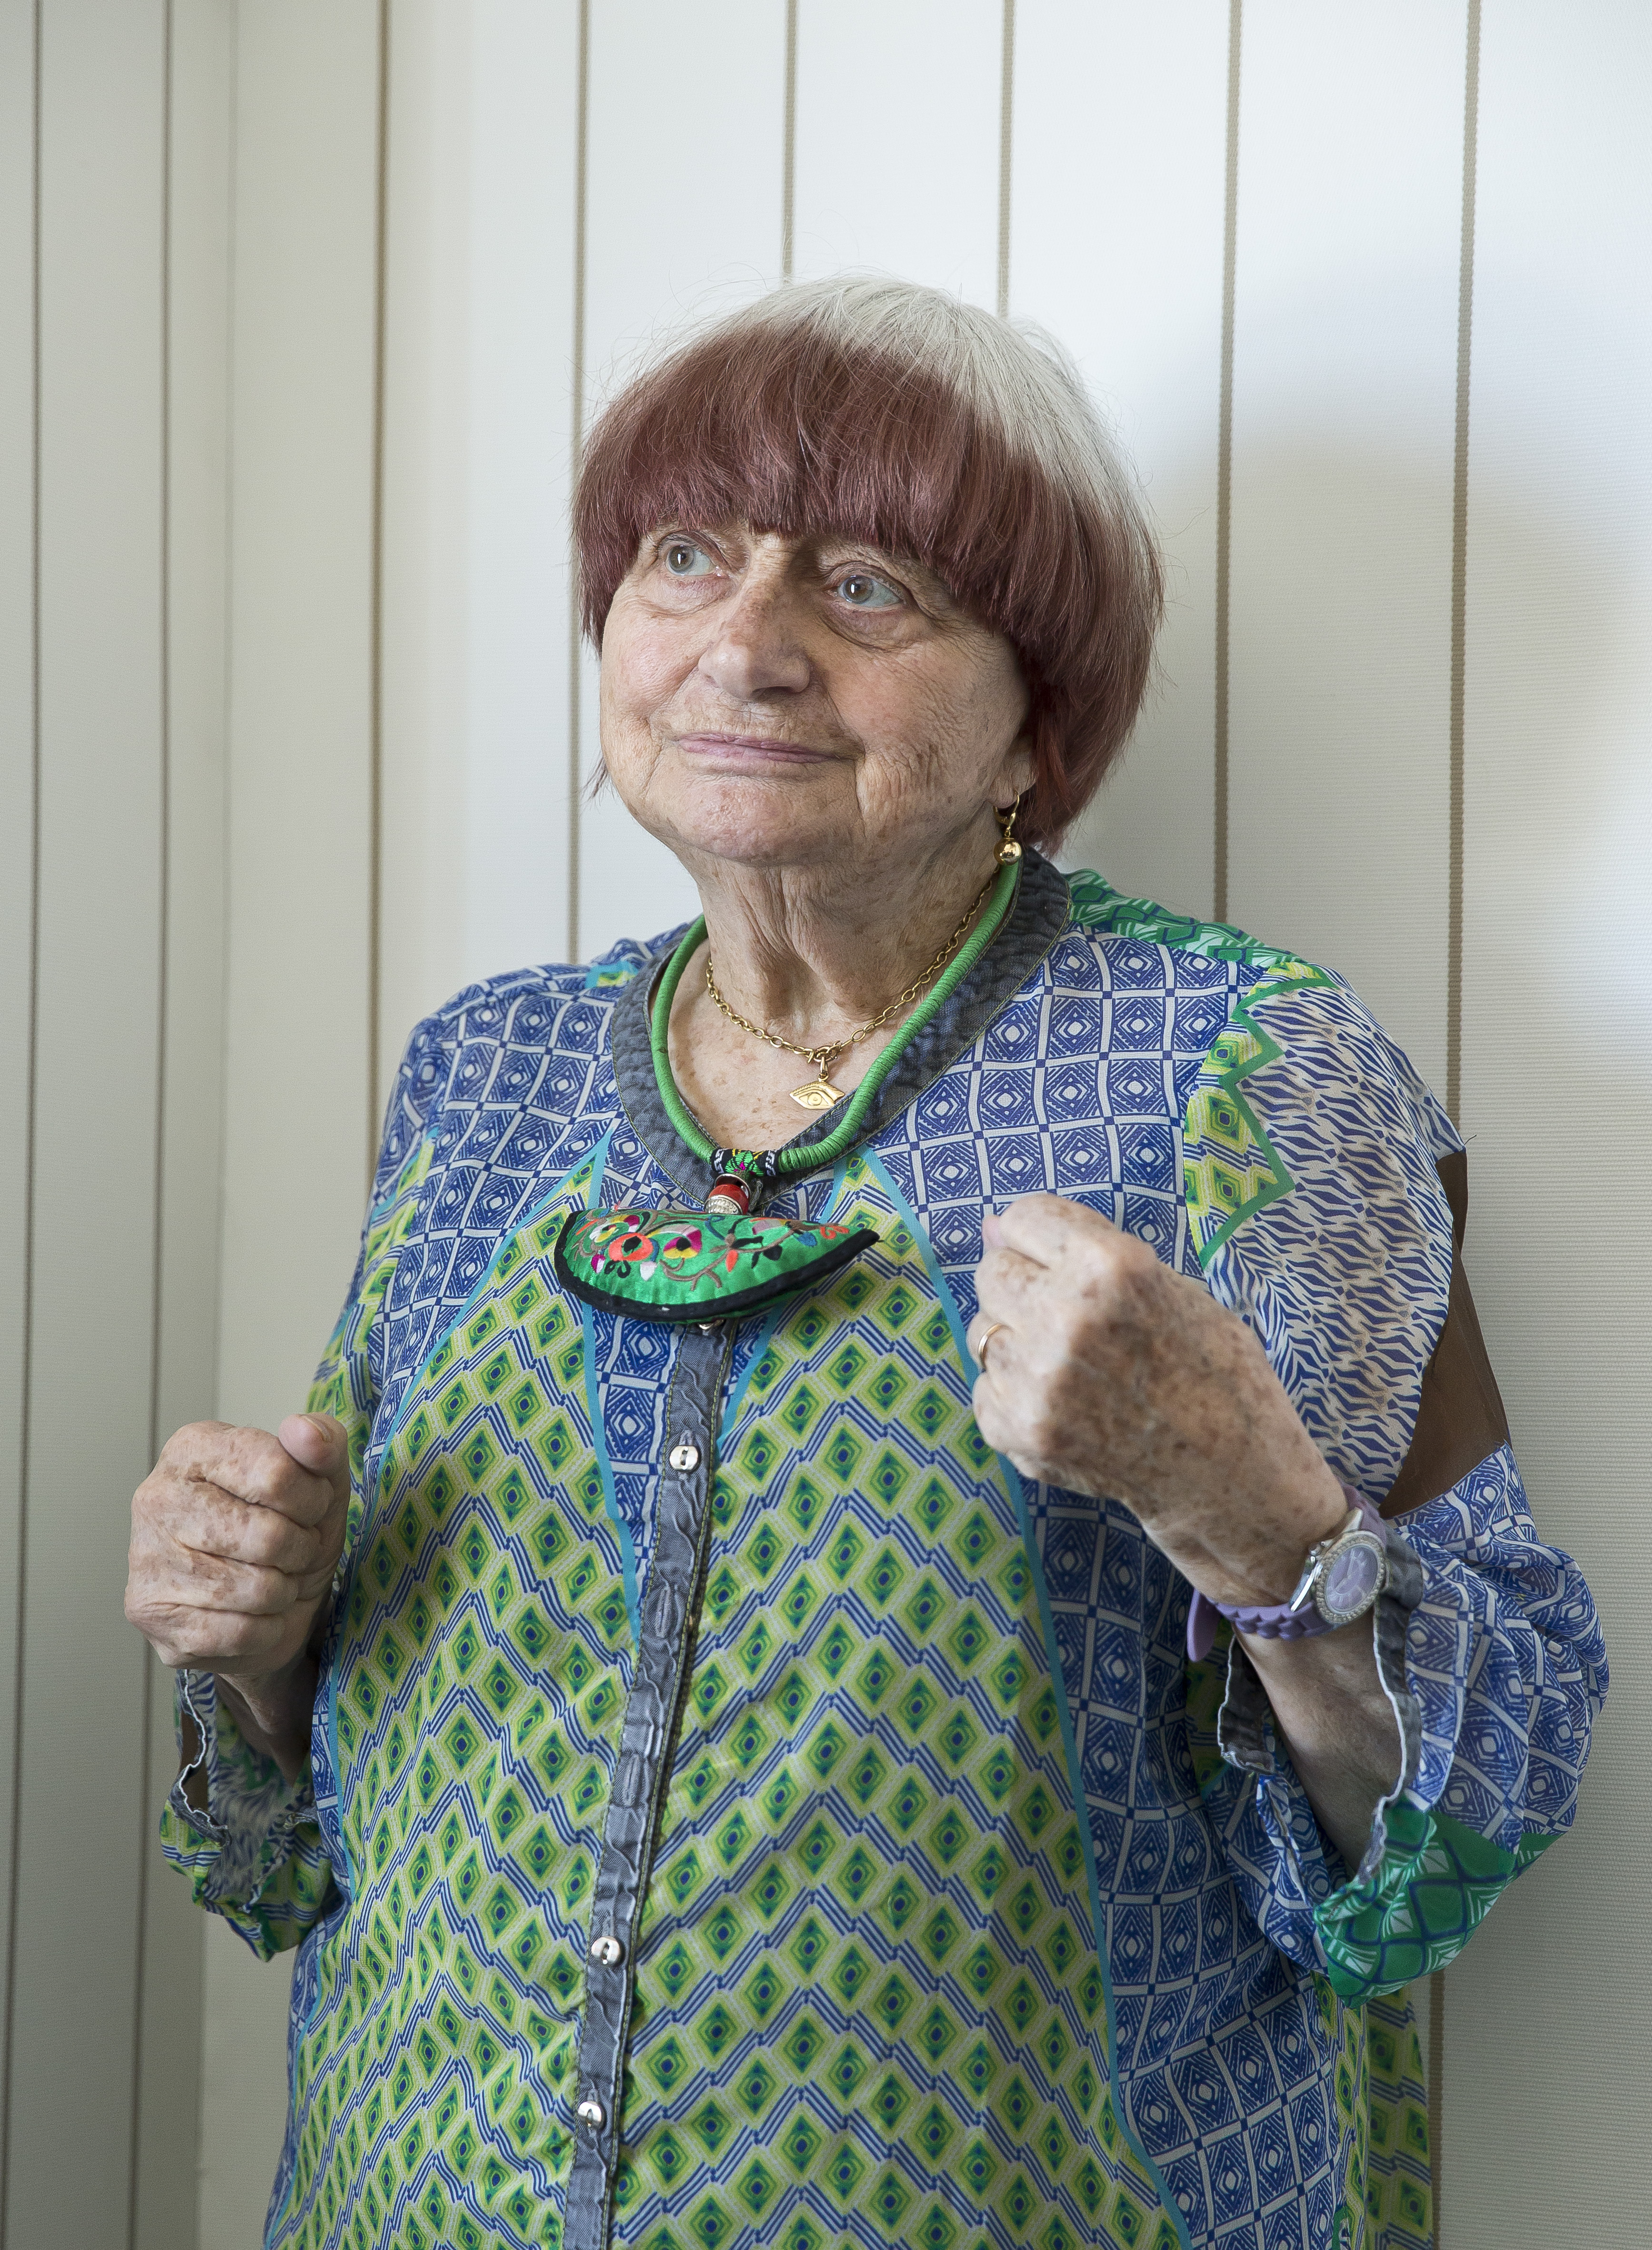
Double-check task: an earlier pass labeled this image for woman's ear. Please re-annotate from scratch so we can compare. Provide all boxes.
[994,735,1037,810]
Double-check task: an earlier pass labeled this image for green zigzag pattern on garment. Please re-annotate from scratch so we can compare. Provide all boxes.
[1064,871,1334,1266]
[276,1146,632,2242]
[1315,1796,1555,2002]
[609,1146,1189,2250]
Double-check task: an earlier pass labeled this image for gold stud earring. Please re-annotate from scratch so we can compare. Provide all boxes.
[996,796,1023,864]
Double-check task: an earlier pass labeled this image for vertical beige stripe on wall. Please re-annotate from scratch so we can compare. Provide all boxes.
[0,0,39,2223]
[130,2,242,2241]
[1434,8,1483,2218]
[5,4,168,2243]
[1445,0,1482,1132]
[366,0,391,1173]
[1014,0,1229,924]
[206,5,386,2237]
[565,0,590,964]
[996,0,1015,320]
[128,0,175,2222]
[1212,0,1241,923]
[1448,3,1652,2240]
[781,0,798,283]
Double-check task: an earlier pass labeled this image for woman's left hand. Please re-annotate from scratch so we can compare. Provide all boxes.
[969,1194,1347,1608]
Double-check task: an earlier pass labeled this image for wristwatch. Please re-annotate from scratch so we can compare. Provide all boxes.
[1185,1485,1390,1663]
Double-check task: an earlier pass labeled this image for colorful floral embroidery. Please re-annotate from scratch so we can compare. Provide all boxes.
[554,1207,877,1320]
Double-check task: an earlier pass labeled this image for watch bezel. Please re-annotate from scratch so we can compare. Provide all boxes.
[1310,1526,1389,1629]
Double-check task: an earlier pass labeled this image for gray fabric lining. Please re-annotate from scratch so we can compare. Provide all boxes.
[608,849,1073,1202]
[564,1322,732,2246]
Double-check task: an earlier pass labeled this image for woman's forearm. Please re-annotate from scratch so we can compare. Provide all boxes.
[214,1653,320,1785]
[1240,1621,1402,1872]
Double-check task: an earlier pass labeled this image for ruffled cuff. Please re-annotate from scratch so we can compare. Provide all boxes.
[1207,1445,1602,2002]
[1203,1518,1425,1967]
[1215,1522,1424,1871]
[161,1671,333,1957]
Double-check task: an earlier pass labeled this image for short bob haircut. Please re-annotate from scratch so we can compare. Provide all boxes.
[575,278,1163,849]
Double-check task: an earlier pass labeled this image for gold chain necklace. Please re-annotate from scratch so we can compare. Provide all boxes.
[704,866,1002,1111]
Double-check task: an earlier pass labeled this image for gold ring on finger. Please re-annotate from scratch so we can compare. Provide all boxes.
[975,1320,1008,1372]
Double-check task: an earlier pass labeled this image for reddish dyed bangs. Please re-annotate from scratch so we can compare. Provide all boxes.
[574,286,1162,848]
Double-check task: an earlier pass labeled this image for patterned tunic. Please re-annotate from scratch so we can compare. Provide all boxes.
[162,855,1604,2250]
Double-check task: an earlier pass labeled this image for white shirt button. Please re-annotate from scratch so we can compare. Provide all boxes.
[588,1934,624,1968]
[576,2097,606,2129]
[669,1442,700,1472]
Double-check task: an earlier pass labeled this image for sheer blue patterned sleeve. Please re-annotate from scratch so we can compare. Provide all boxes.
[1182,973,1606,2002]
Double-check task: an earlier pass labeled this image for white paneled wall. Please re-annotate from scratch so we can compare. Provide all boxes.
[1224,0,1467,1096]
[2,3,1646,2245]
[573,0,787,963]
[1450,5,1652,2242]
[0,3,230,2246]
[1013,0,1230,923]
[792,0,1003,308]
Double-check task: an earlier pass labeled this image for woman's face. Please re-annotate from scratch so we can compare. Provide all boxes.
[598,522,1034,878]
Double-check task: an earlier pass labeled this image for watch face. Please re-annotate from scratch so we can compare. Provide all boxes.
[1318,1535,1386,1625]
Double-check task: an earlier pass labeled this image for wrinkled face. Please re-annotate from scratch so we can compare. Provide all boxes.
[598,522,1033,877]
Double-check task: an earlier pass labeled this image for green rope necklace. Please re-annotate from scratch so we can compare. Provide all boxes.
[649,856,1021,1182]
[551,856,1021,1325]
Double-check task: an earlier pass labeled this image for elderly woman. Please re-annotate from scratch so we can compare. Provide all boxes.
[129,280,1602,2250]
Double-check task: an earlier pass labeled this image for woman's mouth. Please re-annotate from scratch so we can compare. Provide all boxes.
[674,731,834,765]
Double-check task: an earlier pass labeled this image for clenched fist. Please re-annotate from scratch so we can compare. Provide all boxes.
[969,1195,1405,1867]
[126,1414,350,1779]
[968,1195,1347,1608]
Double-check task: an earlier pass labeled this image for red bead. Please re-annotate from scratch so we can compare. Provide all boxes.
[706,1175,751,1214]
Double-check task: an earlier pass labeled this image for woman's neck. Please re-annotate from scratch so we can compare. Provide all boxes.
[661,811,1009,1154]
[683,816,1003,1044]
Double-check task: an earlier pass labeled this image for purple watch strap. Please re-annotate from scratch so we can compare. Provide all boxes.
[1184,1486,1385,1663]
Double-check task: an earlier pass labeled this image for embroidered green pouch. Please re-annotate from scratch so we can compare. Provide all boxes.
[553,1206,878,1324]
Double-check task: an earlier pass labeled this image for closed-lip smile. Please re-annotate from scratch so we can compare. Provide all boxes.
[675,730,833,762]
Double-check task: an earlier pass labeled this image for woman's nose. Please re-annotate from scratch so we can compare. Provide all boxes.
[696,580,812,702]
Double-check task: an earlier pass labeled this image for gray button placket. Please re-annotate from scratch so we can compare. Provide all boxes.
[562,1321,731,2249]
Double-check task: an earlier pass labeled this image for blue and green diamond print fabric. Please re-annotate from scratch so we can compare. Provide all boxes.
[163,863,1603,2250]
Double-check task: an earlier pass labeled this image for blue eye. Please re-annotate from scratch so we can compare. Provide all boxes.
[835,571,901,610]
[663,539,715,577]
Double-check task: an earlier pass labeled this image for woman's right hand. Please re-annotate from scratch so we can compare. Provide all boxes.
[126,1413,351,1779]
